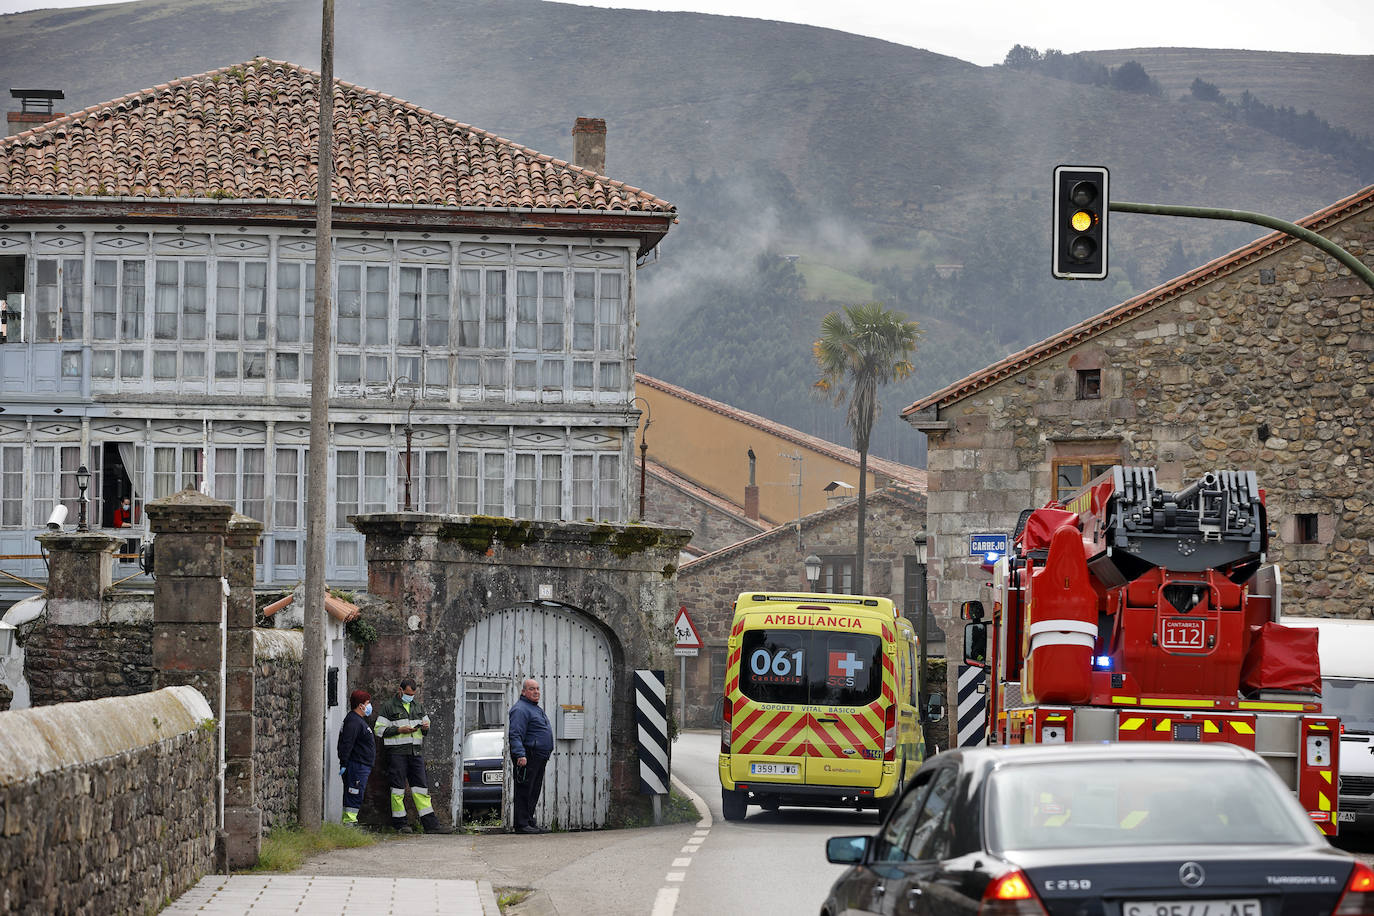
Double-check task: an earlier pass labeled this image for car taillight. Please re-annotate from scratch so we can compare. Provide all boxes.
[978,870,1048,916]
[720,695,732,753]
[884,703,897,762]
[1334,861,1374,915]
[463,770,472,783]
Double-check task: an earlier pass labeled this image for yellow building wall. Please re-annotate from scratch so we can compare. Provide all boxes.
[635,382,882,526]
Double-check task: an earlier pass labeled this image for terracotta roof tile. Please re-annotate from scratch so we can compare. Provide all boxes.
[0,58,674,213]
[903,184,1374,416]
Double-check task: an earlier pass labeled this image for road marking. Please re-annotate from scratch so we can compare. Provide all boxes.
[651,888,679,916]
[672,857,692,867]
[666,872,686,882]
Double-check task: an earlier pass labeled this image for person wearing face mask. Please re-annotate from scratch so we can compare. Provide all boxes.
[113,497,132,528]
[374,677,453,834]
[337,689,376,826]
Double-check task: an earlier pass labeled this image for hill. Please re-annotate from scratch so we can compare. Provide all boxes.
[1,0,1370,466]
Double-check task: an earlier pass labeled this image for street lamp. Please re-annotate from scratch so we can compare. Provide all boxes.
[392,377,417,511]
[632,396,652,520]
[804,554,821,592]
[75,464,90,532]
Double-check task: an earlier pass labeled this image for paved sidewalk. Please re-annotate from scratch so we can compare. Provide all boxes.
[160,874,499,915]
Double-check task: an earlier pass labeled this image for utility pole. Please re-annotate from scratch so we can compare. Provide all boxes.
[298,0,334,830]
[781,451,803,550]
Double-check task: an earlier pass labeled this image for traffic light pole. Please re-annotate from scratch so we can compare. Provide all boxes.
[1110,200,1374,293]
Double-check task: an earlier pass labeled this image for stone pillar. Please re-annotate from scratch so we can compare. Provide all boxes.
[224,514,263,869]
[145,488,233,870]
[34,531,122,624]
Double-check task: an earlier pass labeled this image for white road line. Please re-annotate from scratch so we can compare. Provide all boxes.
[672,858,692,867]
[651,888,680,916]
[666,872,687,882]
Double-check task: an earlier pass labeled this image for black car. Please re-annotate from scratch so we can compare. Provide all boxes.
[822,742,1374,915]
[460,727,505,811]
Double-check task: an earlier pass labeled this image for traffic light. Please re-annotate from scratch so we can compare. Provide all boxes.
[1053,165,1109,279]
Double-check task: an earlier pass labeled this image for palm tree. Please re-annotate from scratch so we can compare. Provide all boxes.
[813,303,921,594]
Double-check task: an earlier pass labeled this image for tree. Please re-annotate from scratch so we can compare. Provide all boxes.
[813,303,921,594]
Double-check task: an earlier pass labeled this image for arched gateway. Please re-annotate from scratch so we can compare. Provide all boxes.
[455,602,614,829]
[350,514,690,830]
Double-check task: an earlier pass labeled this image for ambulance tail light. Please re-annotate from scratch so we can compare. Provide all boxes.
[884,704,897,761]
[720,695,732,754]
[978,869,1049,916]
[1334,861,1374,915]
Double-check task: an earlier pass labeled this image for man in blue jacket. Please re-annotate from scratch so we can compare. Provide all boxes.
[336,689,375,826]
[508,677,555,834]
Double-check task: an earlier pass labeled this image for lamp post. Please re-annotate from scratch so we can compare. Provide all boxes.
[75,464,90,532]
[913,532,931,712]
[804,553,821,592]
[632,396,651,520]
[392,377,417,511]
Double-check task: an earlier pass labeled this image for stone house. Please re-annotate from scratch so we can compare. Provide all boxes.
[902,183,1374,713]
[673,485,929,727]
[0,59,674,604]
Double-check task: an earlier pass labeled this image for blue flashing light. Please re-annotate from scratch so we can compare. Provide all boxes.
[1093,655,1113,670]
[980,550,1003,572]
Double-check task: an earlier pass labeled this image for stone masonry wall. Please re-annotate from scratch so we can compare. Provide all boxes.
[642,472,763,556]
[253,629,303,829]
[674,490,928,727]
[0,688,216,916]
[912,200,1373,743]
[22,623,153,707]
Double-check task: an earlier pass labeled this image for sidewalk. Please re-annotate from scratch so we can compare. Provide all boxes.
[160,873,500,915]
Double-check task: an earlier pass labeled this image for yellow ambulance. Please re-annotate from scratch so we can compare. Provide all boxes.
[717,591,938,821]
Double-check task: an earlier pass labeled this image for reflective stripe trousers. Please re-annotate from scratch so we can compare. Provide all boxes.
[387,753,434,828]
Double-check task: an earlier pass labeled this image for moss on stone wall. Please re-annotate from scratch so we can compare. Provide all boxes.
[438,516,544,553]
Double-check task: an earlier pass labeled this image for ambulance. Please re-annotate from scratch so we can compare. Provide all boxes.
[717,591,939,821]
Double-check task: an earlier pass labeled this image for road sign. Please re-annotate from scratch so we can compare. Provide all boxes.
[634,670,668,795]
[673,607,703,650]
[674,647,699,657]
[970,533,1008,557]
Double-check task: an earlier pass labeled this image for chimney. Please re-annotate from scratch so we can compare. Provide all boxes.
[744,448,759,521]
[572,117,606,175]
[8,88,64,136]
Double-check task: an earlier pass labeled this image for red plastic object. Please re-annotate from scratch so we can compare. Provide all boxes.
[1022,525,1097,705]
[1241,621,1321,694]
[1020,508,1079,553]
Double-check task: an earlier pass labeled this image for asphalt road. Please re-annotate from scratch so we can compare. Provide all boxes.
[670,730,877,916]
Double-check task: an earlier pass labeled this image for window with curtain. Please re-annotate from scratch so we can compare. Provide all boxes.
[335,448,388,526]
[482,453,504,516]
[572,454,594,520]
[33,259,84,341]
[274,260,314,345]
[421,450,448,513]
[152,446,204,498]
[273,447,304,529]
[213,447,265,521]
[540,454,562,521]
[0,446,22,527]
[455,451,478,515]
[598,453,620,522]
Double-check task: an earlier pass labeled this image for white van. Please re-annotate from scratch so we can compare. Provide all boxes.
[1281,616,1374,830]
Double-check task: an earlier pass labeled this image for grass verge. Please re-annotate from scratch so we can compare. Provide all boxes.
[250,822,378,873]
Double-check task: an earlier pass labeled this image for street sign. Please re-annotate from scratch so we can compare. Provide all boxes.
[970,533,1008,557]
[673,607,703,650]
[674,647,699,657]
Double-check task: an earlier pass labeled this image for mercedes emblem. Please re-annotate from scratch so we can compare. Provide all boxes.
[1179,862,1206,888]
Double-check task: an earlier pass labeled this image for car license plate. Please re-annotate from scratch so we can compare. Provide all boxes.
[750,762,799,776]
[1339,811,1356,822]
[482,771,502,785]
[1124,900,1260,916]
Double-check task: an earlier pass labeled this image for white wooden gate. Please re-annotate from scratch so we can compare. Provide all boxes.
[453,603,613,830]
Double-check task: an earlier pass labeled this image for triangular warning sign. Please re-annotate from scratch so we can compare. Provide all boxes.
[673,607,703,649]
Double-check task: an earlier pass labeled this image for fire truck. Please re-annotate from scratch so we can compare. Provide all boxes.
[962,466,1341,834]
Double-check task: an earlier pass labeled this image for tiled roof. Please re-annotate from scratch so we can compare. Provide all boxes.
[903,183,1374,416]
[0,58,674,213]
[637,374,927,491]
[680,485,925,572]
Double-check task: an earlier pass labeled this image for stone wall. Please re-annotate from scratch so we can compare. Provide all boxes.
[0,687,216,916]
[674,488,928,727]
[253,629,303,829]
[642,470,763,556]
[907,195,1374,742]
[22,623,153,707]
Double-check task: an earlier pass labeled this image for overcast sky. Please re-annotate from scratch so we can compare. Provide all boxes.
[0,0,1369,66]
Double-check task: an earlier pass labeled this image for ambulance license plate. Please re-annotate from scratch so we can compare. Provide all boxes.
[1123,900,1259,916]
[750,763,798,776]
[483,771,503,785]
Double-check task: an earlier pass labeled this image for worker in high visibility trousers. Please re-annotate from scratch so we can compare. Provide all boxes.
[336,689,375,826]
[374,677,453,834]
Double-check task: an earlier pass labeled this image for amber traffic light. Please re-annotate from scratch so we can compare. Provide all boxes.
[1053,165,1109,280]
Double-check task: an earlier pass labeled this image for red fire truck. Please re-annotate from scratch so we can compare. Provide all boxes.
[962,466,1341,834]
